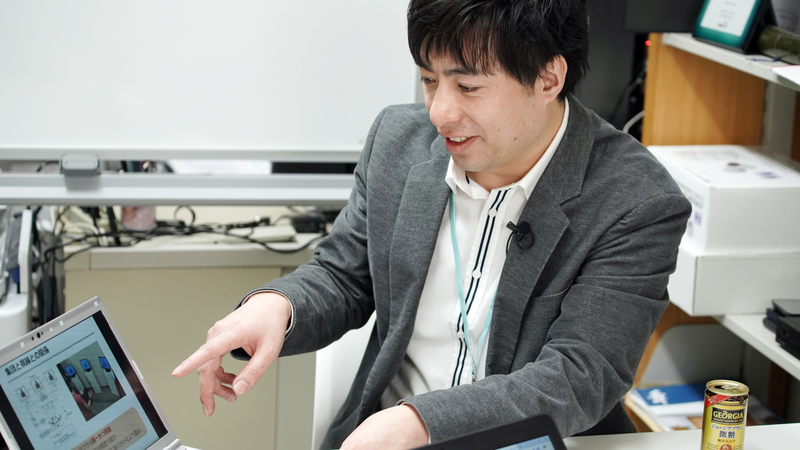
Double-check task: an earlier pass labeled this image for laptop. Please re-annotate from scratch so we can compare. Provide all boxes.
[0,297,186,450]
[414,414,567,450]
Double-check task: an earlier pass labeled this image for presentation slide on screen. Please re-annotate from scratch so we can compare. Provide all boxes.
[1,317,159,450]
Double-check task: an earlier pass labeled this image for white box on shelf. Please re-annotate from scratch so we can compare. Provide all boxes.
[649,145,800,253]
[669,241,800,316]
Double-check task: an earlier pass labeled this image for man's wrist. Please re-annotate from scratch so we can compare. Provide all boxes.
[242,291,294,333]
[399,403,430,445]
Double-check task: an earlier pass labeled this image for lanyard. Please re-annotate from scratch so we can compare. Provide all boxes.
[449,192,497,384]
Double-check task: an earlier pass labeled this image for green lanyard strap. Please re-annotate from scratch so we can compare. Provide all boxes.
[449,192,497,383]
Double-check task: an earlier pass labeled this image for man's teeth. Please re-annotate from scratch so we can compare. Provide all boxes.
[450,137,468,143]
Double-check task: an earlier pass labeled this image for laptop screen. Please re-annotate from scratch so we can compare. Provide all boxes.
[0,311,168,450]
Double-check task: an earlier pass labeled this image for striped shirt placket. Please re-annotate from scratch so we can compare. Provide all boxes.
[450,188,509,386]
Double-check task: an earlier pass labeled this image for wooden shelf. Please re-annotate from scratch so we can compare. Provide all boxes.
[639,31,800,423]
[662,33,800,92]
[717,313,800,381]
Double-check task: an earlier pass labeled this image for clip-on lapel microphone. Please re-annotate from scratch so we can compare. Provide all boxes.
[506,221,535,251]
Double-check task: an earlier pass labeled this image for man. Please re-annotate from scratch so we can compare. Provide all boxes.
[69,383,94,421]
[173,1,691,449]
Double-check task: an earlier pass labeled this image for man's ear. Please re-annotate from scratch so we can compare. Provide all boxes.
[539,55,567,101]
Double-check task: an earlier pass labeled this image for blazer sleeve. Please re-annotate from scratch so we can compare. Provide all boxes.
[403,189,691,440]
[254,109,388,356]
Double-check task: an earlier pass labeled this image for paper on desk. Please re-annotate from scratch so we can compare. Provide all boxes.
[771,65,800,90]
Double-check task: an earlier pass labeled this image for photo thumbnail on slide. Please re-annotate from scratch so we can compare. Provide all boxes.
[57,342,126,421]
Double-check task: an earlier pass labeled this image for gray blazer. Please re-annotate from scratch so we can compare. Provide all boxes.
[259,96,691,448]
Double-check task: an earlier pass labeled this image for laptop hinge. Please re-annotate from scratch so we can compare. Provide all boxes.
[164,439,183,450]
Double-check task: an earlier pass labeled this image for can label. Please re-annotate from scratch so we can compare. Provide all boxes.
[711,407,745,425]
[701,380,748,450]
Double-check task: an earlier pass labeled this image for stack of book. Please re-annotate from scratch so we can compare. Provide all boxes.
[625,382,706,431]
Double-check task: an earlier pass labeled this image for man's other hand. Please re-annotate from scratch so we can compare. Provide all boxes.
[171,292,292,417]
[340,404,430,449]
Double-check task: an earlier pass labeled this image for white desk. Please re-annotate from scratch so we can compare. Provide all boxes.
[182,424,800,450]
[565,423,800,449]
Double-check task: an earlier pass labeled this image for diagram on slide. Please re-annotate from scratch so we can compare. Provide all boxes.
[17,370,78,444]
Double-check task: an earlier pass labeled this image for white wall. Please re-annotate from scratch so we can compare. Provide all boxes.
[0,1,417,154]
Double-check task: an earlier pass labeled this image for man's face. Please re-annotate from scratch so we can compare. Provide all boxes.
[419,55,562,190]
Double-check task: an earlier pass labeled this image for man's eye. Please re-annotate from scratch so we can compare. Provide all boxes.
[420,77,435,85]
[459,85,477,93]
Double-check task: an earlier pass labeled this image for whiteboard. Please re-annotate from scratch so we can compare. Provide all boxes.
[0,1,418,155]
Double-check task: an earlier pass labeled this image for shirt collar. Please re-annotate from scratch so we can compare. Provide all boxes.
[445,97,570,200]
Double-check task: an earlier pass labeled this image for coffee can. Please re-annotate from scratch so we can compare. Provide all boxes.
[700,379,749,450]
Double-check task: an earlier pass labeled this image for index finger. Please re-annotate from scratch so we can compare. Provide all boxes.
[172,333,239,378]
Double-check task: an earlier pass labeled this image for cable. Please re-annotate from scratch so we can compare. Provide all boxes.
[622,110,645,134]
[218,229,326,254]
[35,161,60,173]
[30,206,329,324]
[44,228,326,263]
[39,206,329,274]
[106,207,122,246]
[41,212,325,266]
[173,206,196,227]
[60,223,108,246]
[607,60,647,128]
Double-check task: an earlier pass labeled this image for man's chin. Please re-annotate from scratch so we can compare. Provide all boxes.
[451,157,486,175]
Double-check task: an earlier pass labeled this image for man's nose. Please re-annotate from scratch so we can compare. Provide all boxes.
[427,86,462,131]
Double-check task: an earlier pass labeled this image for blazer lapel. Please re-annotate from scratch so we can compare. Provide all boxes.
[487,188,568,375]
[387,141,450,338]
[486,95,595,375]
[360,138,451,413]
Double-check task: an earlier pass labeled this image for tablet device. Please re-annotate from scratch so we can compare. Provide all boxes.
[414,414,566,450]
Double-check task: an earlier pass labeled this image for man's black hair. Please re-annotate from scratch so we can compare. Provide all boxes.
[407,0,589,100]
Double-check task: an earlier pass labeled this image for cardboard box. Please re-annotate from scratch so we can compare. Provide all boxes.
[669,241,800,316]
[649,145,800,253]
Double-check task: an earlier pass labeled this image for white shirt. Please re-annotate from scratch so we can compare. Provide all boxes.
[381,99,570,408]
